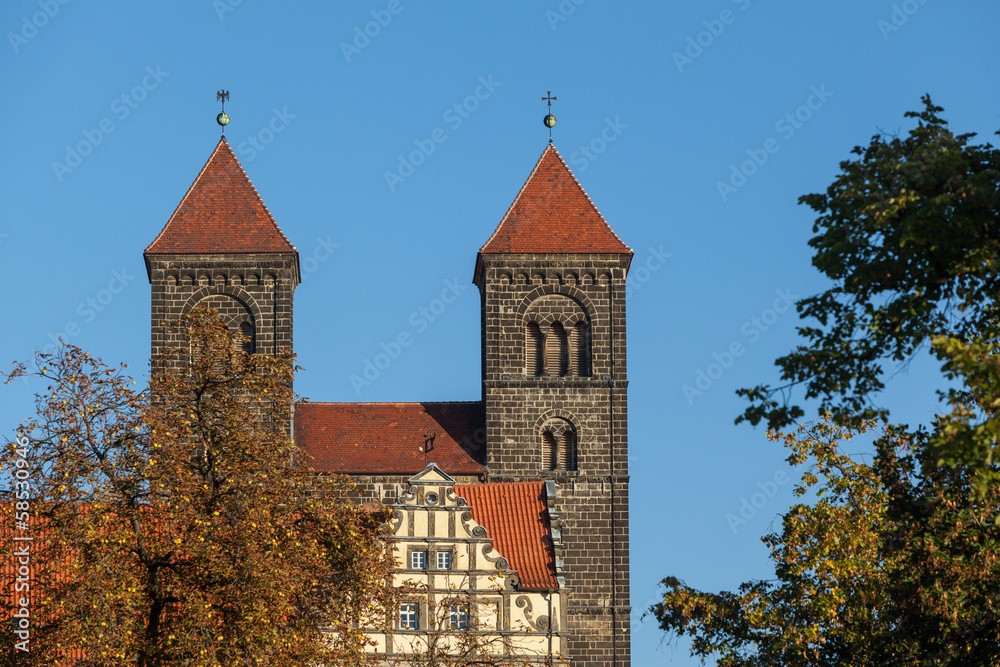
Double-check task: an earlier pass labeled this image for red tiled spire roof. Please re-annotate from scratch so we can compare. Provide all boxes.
[479,144,632,255]
[455,481,559,590]
[145,137,297,255]
[294,402,486,475]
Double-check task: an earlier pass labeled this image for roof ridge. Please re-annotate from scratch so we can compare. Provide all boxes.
[470,480,545,488]
[478,145,550,253]
[144,137,297,255]
[296,400,483,407]
[545,144,632,254]
[220,137,296,252]
[478,143,633,255]
[144,138,226,254]
[295,401,486,476]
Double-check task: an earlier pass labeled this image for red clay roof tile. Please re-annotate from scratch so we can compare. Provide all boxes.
[455,481,558,590]
[294,402,486,475]
[145,137,297,255]
[479,144,632,255]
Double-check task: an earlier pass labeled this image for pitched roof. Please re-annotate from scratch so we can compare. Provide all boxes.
[479,144,632,255]
[294,402,486,475]
[145,137,297,255]
[455,481,558,590]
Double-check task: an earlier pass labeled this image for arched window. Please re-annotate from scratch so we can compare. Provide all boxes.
[540,418,577,471]
[525,322,544,376]
[238,321,254,354]
[523,295,592,378]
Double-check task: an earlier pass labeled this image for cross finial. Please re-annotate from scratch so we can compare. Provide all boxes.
[216,90,230,135]
[542,91,557,144]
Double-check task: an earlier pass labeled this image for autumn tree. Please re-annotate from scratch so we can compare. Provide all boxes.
[0,305,399,666]
[653,413,1000,666]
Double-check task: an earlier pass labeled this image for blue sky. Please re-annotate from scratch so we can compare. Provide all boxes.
[2,1,999,663]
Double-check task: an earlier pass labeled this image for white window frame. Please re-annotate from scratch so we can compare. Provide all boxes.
[449,604,469,630]
[436,550,452,570]
[411,550,427,569]
[399,603,418,630]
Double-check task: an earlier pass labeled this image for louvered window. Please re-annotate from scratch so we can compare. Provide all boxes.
[525,322,543,376]
[238,321,254,354]
[558,430,576,470]
[542,431,558,470]
[525,294,590,379]
[545,322,568,376]
[541,422,577,471]
[570,321,590,376]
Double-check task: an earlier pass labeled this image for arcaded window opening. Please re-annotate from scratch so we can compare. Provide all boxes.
[523,294,592,378]
[540,418,577,471]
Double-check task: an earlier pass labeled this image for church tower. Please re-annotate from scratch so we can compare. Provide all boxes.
[474,145,632,666]
[144,137,300,366]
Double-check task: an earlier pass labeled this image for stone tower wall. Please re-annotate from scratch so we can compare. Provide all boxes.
[146,253,298,364]
[477,253,631,667]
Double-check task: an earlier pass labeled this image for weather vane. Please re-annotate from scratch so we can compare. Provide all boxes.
[542,91,557,144]
[216,90,230,134]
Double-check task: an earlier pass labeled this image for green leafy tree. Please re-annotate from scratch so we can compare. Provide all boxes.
[1,305,400,666]
[738,96,1000,448]
[653,97,1000,666]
